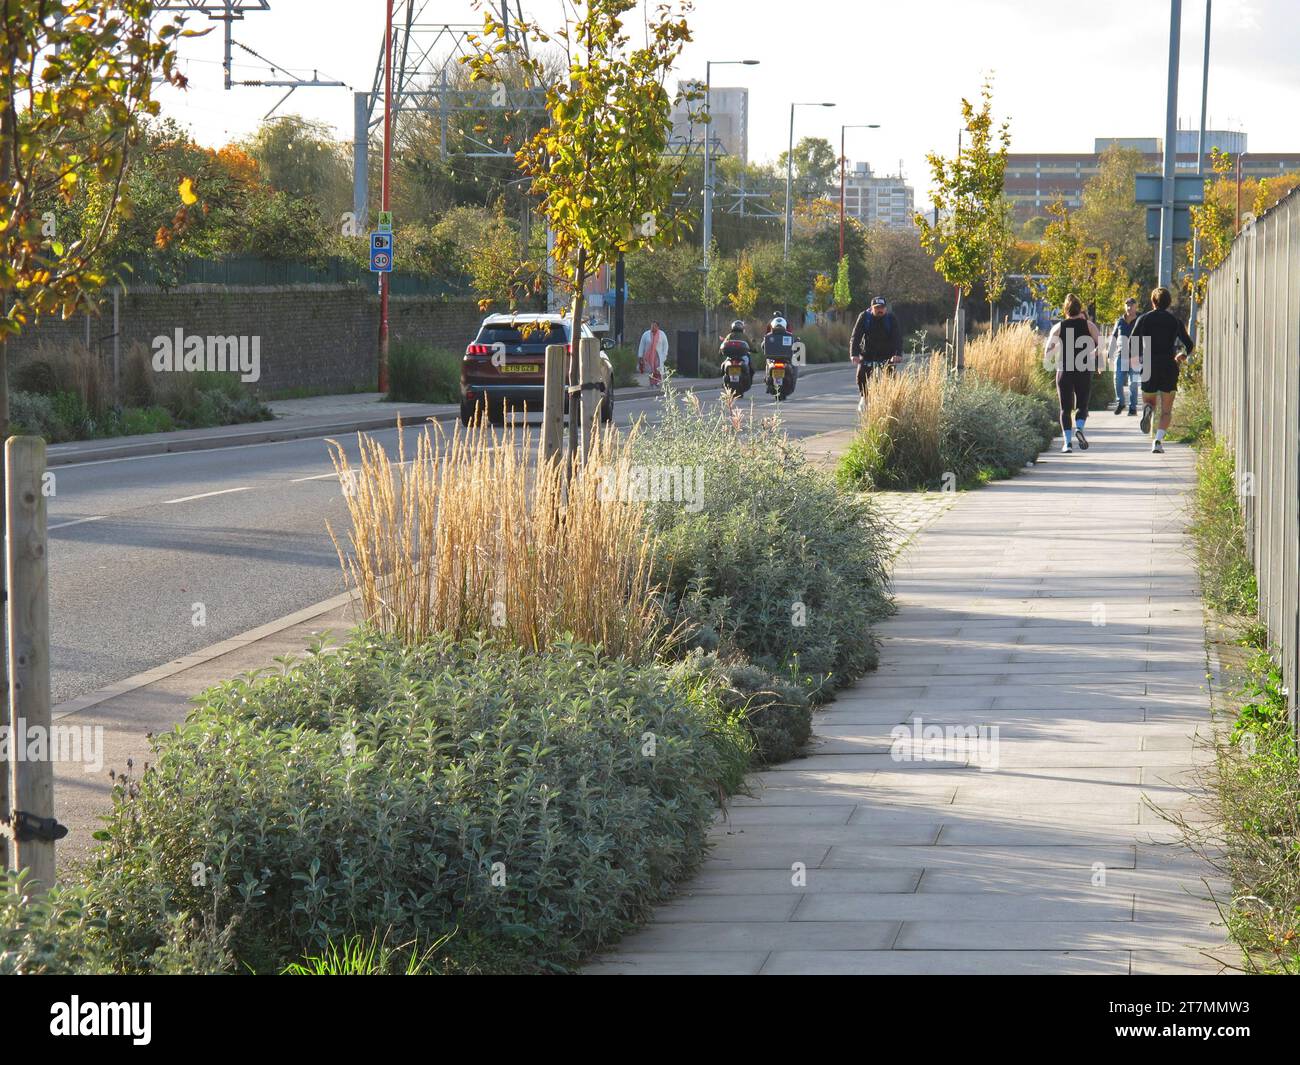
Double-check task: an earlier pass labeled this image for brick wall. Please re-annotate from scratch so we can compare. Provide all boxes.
[6,287,702,397]
[622,301,707,374]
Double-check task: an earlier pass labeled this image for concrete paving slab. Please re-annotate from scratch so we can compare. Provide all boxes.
[793,891,1135,923]
[614,920,901,953]
[893,919,1226,951]
[760,949,1130,975]
[588,424,1228,974]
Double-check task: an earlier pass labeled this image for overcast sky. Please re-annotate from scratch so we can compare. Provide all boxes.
[151,0,1300,209]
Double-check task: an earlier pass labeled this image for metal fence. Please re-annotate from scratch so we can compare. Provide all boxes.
[121,254,471,297]
[1203,186,1300,729]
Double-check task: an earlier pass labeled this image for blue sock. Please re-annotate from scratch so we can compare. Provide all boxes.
[1064,428,1074,446]
[1075,418,1086,432]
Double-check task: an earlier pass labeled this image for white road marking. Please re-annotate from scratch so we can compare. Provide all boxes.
[290,471,340,482]
[164,487,254,505]
[48,515,106,531]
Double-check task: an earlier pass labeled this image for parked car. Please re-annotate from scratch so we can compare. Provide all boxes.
[461,313,615,426]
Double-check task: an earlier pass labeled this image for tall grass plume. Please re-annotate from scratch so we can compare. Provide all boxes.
[327,419,666,661]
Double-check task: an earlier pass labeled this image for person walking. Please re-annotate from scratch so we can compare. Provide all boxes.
[1107,296,1141,415]
[637,320,668,386]
[1043,294,1102,453]
[1131,287,1194,454]
[850,296,903,414]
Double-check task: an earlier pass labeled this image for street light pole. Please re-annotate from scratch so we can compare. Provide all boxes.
[378,0,393,393]
[1236,150,1248,232]
[1157,0,1183,289]
[1189,0,1212,343]
[839,123,881,260]
[784,105,796,259]
[702,59,758,341]
[784,101,835,259]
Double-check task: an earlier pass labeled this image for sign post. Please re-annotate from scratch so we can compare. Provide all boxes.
[369,231,394,274]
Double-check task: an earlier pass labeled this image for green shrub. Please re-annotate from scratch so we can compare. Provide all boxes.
[1172,356,1213,444]
[834,423,894,493]
[12,358,60,396]
[686,653,813,765]
[152,371,272,429]
[1087,367,1116,410]
[1189,438,1257,616]
[8,360,266,441]
[9,391,70,442]
[50,391,95,439]
[29,634,748,974]
[118,406,177,436]
[386,341,461,403]
[836,370,1056,492]
[1176,648,1299,975]
[607,343,638,388]
[636,394,892,698]
[941,378,1057,483]
[0,869,235,976]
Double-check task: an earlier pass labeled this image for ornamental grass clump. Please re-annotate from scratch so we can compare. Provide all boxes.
[964,321,1049,398]
[328,418,664,661]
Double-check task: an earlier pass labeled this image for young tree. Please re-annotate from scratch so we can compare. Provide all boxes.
[915,79,1013,326]
[1186,148,1300,304]
[728,251,758,320]
[833,254,851,311]
[1076,145,1153,293]
[1,0,187,438]
[702,238,732,326]
[811,272,834,314]
[778,136,837,202]
[862,224,949,306]
[466,0,695,365]
[240,116,350,216]
[1036,197,1134,324]
[1036,198,1083,314]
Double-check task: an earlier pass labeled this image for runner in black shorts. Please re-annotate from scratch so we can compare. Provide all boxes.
[1130,287,1193,454]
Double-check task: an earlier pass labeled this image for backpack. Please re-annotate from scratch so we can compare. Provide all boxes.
[857,311,897,357]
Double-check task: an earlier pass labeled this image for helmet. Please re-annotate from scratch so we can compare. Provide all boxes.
[770,316,787,331]
[730,320,745,332]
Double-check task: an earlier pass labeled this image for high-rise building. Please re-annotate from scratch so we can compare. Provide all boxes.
[1005,131,1300,222]
[843,161,915,230]
[668,82,748,163]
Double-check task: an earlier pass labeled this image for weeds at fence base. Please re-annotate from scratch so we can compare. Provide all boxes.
[1162,429,1300,975]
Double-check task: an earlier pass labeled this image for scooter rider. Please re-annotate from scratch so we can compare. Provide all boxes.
[763,315,799,396]
[719,319,754,388]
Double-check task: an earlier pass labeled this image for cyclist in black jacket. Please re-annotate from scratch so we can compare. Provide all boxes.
[850,296,902,413]
[1131,287,1193,454]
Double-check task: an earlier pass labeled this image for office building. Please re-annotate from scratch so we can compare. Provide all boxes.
[843,161,915,230]
[668,82,748,163]
[1005,130,1300,222]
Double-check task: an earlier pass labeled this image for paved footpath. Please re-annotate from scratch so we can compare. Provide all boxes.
[588,416,1234,975]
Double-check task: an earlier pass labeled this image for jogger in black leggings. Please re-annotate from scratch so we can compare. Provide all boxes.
[1056,369,1091,440]
[1043,294,1102,453]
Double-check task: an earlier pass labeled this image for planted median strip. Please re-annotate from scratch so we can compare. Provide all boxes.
[3,392,895,974]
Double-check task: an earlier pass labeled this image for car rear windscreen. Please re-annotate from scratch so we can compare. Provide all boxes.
[477,323,568,346]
